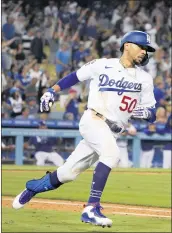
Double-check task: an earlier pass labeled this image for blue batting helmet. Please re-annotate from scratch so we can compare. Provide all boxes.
[120,31,155,52]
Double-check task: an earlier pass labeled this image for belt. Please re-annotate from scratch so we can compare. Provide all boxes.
[90,109,124,134]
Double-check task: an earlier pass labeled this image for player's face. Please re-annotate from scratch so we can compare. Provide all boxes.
[127,43,147,65]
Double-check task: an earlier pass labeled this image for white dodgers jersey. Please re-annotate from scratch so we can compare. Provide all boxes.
[76,58,156,128]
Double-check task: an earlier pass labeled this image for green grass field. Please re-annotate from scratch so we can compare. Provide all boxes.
[2,165,172,232]
[2,207,171,232]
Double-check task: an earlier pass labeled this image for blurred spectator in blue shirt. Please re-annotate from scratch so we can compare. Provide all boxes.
[73,42,90,68]
[154,80,168,108]
[7,64,18,81]
[2,16,15,41]
[56,42,71,79]
[9,80,23,96]
[15,59,37,88]
[63,89,79,121]
[59,6,71,24]
[15,68,32,87]
[24,120,64,166]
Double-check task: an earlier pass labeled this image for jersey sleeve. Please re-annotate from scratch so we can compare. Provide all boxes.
[139,77,156,108]
[76,58,106,82]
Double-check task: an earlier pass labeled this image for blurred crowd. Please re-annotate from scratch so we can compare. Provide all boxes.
[1,0,172,168]
[1,0,171,122]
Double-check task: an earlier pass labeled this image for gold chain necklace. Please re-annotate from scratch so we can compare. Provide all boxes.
[119,59,137,79]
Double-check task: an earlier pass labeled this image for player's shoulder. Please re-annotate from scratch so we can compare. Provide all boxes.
[106,58,119,64]
[81,58,106,68]
[102,58,120,67]
[83,58,119,67]
[136,66,153,83]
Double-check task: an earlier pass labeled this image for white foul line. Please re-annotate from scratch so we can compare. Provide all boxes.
[112,212,171,218]
[2,198,171,218]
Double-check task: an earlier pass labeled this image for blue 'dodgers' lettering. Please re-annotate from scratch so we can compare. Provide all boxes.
[98,74,142,95]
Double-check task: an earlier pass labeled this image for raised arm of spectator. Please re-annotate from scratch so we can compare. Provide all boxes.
[9,1,23,16]
[78,8,89,22]
[64,23,70,36]
[54,19,63,39]
[22,59,37,76]
[71,28,80,42]
[2,37,18,49]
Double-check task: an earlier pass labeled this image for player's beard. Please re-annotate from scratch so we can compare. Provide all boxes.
[133,56,144,66]
[133,59,141,65]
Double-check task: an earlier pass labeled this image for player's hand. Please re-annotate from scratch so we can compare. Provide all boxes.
[131,107,150,119]
[40,88,55,112]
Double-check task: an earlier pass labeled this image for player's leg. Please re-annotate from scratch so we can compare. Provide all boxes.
[118,146,129,168]
[163,150,171,169]
[56,139,99,183]
[48,152,64,167]
[79,110,120,227]
[12,139,98,209]
[117,140,129,168]
[140,150,147,168]
[35,151,47,166]
[146,149,154,168]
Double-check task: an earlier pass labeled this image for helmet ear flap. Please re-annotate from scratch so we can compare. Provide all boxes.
[140,53,149,66]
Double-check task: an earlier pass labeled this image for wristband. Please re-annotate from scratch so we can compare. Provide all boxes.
[47,88,56,96]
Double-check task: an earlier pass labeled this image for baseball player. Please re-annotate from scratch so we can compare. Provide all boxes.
[13,31,156,228]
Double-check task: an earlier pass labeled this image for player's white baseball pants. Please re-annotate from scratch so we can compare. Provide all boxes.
[140,149,154,168]
[92,146,131,168]
[163,150,171,169]
[35,151,64,166]
[57,109,120,183]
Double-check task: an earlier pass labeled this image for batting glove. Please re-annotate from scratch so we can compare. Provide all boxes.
[40,88,55,112]
[131,107,150,120]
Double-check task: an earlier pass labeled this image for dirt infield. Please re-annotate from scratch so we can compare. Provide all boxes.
[2,197,171,219]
